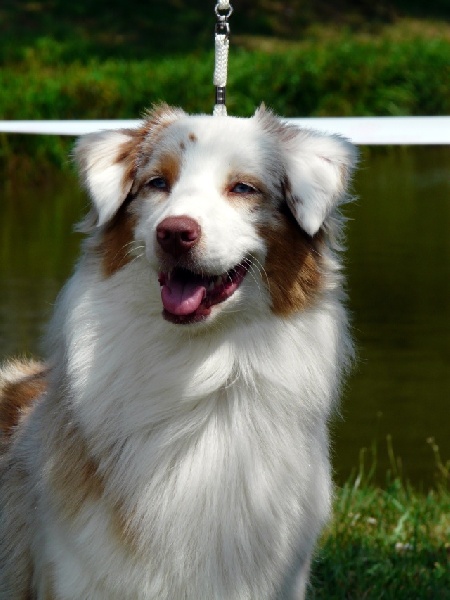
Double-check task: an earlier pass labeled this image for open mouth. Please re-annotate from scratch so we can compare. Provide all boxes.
[158,263,248,324]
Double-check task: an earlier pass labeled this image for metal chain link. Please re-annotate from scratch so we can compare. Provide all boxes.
[216,0,231,10]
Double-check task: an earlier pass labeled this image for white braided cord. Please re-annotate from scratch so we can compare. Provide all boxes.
[213,104,228,117]
[216,0,231,9]
[213,34,229,87]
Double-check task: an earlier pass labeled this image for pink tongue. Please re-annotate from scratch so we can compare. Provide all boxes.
[161,279,206,315]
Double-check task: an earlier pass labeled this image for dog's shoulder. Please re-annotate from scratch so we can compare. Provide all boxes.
[0,359,47,443]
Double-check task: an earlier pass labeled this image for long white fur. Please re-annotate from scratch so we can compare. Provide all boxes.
[0,108,357,600]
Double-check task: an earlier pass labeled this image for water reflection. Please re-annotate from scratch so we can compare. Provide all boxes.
[336,147,450,486]
[0,147,449,486]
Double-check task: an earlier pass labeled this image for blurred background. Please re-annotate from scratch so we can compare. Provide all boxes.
[0,0,449,487]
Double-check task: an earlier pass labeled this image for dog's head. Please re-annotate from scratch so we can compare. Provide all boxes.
[74,105,357,326]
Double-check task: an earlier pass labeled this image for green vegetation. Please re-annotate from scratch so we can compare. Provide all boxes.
[312,439,450,598]
[1,1,449,59]
[1,2,449,171]
[2,26,449,120]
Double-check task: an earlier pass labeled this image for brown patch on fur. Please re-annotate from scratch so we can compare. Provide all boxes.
[115,105,185,191]
[49,407,104,521]
[114,122,160,188]
[48,400,138,551]
[99,198,137,278]
[155,151,182,189]
[0,360,47,439]
[114,131,142,195]
[132,106,186,194]
[261,203,324,315]
[188,132,197,143]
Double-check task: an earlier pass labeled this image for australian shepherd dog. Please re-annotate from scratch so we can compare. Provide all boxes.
[0,105,357,599]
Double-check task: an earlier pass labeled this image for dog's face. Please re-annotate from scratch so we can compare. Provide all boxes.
[75,105,357,326]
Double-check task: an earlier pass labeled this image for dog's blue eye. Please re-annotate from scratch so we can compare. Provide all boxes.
[231,182,257,194]
[147,177,169,190]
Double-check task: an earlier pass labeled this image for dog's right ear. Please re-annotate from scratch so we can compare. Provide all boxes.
[74,129,138,232]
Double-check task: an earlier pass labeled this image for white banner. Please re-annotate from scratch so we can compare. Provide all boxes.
[0,116,449,145]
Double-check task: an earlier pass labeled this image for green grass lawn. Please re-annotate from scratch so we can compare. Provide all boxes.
[312,440,450,598]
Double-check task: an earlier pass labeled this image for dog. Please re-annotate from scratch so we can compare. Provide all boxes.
[0,104,357,599]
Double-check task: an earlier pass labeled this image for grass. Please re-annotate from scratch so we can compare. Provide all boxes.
[312,439,450,598]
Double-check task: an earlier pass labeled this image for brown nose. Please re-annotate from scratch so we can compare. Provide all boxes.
[156,216,201,258]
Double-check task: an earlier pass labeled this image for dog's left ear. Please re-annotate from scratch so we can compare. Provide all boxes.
[256,108,358,236]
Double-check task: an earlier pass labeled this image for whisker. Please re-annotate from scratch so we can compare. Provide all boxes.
[106,239,146,270]
[246,253,271,296]
[124,244,145,259]
[243,264,262,291]
[127,253,145,266]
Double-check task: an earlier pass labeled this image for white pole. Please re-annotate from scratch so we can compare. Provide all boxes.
[0,117,449,145]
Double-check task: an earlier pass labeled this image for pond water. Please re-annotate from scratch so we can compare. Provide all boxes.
[0,146,449,487]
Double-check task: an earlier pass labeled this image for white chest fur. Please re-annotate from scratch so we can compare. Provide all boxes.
[40,264,342,600]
